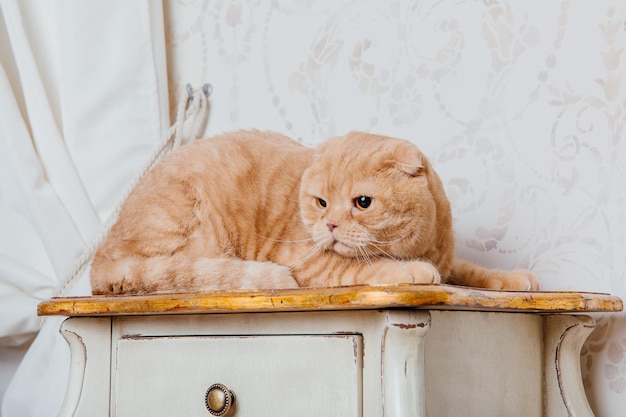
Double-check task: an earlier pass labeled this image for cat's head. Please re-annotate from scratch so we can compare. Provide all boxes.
[299,132,452,263]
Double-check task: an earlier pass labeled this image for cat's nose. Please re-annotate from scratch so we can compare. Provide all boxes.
[327,222,338,232]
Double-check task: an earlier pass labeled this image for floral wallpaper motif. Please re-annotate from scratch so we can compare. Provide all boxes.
[606,337,626,393]
[164,1,626,415]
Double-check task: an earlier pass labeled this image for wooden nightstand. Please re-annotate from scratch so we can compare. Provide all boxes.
[38,284,622,417]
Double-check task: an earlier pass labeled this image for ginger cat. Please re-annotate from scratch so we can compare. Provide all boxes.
[91,130,540,295]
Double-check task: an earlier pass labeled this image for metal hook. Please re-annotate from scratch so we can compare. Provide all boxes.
[203,83,213,97]
[186,84,194,101]
[186,83,213,101]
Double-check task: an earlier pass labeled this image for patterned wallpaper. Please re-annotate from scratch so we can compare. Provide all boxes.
[163,1,626,415]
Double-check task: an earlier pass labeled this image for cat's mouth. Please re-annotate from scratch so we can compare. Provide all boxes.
[315,228,359,257]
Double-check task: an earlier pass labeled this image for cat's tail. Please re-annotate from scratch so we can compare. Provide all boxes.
[90,254,299,295]
[447,259,540,291]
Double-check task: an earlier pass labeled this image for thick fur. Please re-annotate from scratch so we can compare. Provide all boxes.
[91,130,540,294]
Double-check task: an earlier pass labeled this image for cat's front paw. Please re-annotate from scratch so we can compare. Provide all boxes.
[352,259,441,286]
[402,261,441,284]
[376,260,440,285]
[486,269,541,291]
[254,262,300,289]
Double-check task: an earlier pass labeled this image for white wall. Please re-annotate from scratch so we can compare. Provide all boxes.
[164,1,626,415]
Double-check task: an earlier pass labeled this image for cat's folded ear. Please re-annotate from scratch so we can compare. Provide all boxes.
[389,142,425,176]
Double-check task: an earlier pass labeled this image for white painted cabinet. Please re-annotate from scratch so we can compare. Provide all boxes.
[38,285,623,417]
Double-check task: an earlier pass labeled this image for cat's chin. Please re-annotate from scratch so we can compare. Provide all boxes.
[331,241,358,257]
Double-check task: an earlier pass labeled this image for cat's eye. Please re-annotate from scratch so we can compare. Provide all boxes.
[316,198,327,209]
[355,196,372,210]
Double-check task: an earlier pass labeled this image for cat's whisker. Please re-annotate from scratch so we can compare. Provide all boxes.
[354,245,364,263]
[369,242,402,262]
[255,233,315,244]
[292,242,323,270]
[354,245,364,265]
[355,244,376,273]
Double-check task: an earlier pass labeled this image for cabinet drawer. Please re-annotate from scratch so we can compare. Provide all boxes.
[113,335,362,417]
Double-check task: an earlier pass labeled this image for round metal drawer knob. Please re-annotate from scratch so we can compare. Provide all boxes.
[205,383,236,416]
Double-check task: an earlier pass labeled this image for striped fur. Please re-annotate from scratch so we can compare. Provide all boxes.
[91,130,539,294]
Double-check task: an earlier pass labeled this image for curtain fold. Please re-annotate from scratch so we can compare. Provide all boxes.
[0,1,170,415]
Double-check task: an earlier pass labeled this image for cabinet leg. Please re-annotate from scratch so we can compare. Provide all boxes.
[381,311,430,417]
[543,315,596,417]
[57,317,112,417]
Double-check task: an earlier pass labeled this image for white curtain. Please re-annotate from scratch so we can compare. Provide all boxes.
[0,1,169,415]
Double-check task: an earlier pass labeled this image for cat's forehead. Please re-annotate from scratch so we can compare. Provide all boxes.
[312,131,422,172]
[319,175,381,196]
[316,132,397,162]
[305,133,419,197]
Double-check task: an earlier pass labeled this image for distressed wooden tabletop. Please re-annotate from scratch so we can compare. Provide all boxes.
[37,284,623,316]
